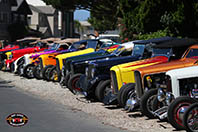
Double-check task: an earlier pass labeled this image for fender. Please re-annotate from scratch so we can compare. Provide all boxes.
[87,74,110,92]
[13,56,24,73]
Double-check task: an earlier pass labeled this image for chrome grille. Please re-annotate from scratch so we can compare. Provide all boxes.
[111,71,118,94]
[56,58,60,72]
[87,65,93,80]
[134,71,143,98]
[39,58,43,69]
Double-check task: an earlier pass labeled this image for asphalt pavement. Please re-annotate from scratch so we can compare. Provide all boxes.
[0,79,129,132]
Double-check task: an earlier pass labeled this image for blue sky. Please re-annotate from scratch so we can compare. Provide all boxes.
[74,10,90,21]
[27,0,90,21]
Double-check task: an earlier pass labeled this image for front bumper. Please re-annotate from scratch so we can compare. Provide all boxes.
[103,91,118,105]
[77,75,99,96]
[153,106,168,120]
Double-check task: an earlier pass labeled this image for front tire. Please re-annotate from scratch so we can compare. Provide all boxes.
[23,64,35,79]
[119,84,135,108]
[183,103,198,132]
[68,73,82,94]
[117,83,134,107]
[167,96,196,130]
[95,80,111,102]
[140,89,158,119]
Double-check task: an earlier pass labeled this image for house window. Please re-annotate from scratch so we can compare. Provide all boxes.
[20,15,25,21]
[27,16,31,25]
[1,0,8,4]
[3,13,8,23]
[13,14,18,22]
[0,12,9,24]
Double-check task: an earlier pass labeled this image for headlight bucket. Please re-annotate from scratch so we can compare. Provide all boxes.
[85,67,89,77]
[157,88,166,102]
[165,92,174,105]
[91,68,95,78]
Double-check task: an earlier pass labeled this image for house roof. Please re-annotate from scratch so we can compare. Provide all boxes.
[29,4,43,14]
[79,21,91,27]
[38,27,48,34]
[12,0,32,15]
[36,6,56,14]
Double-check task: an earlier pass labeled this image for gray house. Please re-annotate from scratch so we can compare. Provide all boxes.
[28,5,60,37]
[0,0,17,40]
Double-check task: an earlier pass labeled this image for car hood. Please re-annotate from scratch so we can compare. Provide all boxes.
[30,50,56,58]
[136,58,198,77]
[166,65,198,79]
[71,54,114,65]
[90,56,141,68]
[111,56,169,73]
[56,48,95,60]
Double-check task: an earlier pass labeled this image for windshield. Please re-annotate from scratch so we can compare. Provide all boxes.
[100,43,114,49]
[152,48,172,57]
[111,46,124,55]
[69,43,81,49]
[86,40,98,49]
[186,49,198,58]
[131,44,145,57]
[49,43,59,50]
[99,36,120,43]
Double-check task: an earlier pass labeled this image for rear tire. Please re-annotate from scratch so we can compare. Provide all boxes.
[33,65,42,80]
[167,96,196,130]
[48,66,60,82]
[42,65,54,80]
[64,72,71,87]
[17,64,24,76]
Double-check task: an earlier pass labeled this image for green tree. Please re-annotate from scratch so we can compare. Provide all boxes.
[88,1,118,32]
[42,0,119,33]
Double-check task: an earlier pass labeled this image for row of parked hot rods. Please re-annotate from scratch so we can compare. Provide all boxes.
[1,36,198,132]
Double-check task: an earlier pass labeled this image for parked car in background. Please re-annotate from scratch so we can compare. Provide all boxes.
[64,41,134,93]
[125,44,198,120]
[0,45,20,70]
[3,43,49,71]
[77,37,175,101]
[151,65,198,130]
[51,39,105,82]
[58,43,121,87]
[104,38,190,106]
[183,102,198,132]
[14,42,69,76]
[22,39,86,79]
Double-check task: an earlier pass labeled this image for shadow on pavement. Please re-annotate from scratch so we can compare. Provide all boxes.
[0,80,14,88]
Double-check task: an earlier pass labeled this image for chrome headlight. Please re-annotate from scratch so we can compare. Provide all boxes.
[85,67,89,77]
[165,92,174,105]
[91,68,95,78]
[157,88,166,102]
